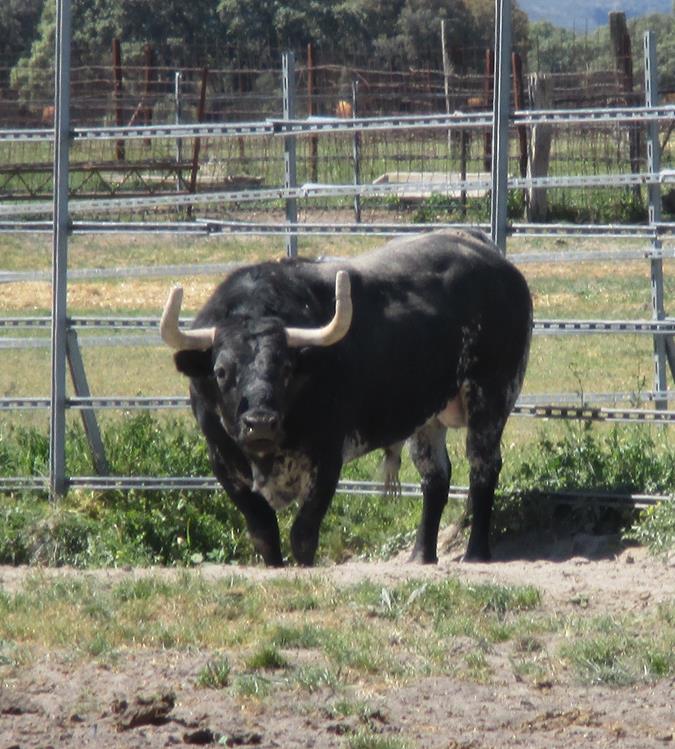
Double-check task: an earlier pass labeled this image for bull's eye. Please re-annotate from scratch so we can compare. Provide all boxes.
[214,364,235,388]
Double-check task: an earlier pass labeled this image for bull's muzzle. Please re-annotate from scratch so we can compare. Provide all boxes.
[240,409,281,454]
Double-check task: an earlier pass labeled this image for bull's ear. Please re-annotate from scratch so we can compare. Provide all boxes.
[174,349,213,378]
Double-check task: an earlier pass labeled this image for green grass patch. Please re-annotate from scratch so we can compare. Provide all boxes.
[246,645,290,671]
[196,655,232,688]
[559,612,675,686]
[0,572,672,695]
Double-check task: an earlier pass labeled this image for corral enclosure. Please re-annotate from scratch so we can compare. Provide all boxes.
[0,6,674,748]
[0,6,673,506]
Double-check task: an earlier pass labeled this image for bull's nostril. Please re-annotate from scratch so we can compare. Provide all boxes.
[241,411,280,441]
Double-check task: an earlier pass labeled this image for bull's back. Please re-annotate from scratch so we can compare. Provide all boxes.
[325,230,532,442]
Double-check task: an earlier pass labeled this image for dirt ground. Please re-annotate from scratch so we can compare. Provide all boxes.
[1,534,674,749]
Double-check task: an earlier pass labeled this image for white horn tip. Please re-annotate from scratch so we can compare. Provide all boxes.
[335,270,350,297]
[168,285,184,306]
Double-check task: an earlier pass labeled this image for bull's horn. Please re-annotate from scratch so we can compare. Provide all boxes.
[285,271,352,348]
[160,285,216,350]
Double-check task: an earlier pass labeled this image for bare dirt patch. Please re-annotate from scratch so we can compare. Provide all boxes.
[1,535,674,748]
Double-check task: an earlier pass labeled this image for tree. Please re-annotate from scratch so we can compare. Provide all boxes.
[11,0,228,101]
[397,0,475,68]
[464,0,530,59]
[0,0,45,86]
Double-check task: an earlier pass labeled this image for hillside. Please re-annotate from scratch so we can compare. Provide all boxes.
[520,0,671,28]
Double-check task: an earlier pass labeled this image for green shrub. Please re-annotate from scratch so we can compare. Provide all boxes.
[626,502,675,558]
[1,417,673,566]
[493,424,675,554]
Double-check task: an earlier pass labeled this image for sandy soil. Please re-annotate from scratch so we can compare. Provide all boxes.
[1,535,674,749]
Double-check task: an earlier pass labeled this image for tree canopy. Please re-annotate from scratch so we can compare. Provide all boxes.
[9,0,529,81]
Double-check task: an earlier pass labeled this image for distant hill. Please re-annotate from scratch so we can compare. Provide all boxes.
[519,0,671,29]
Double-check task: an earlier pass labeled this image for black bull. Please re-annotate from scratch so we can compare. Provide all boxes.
[160,230,532,565]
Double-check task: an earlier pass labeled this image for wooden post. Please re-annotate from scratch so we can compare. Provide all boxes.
[483,48,494,172]
[441,20,452,152]
[307,43,318,183]
[187,67,208,216]
[512,52,527,179]
[143,43,154,147]
[609,11,641,203]
[526,73,553,222]
[352,79,361,223]
[112,38,124,161]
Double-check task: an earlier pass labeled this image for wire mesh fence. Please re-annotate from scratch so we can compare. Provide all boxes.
[1,60,673,225]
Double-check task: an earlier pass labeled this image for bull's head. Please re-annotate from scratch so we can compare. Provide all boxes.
[160,272,352,456]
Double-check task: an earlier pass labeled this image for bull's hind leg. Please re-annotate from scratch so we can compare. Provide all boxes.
[408,420,450,563]
[464,387,510,562]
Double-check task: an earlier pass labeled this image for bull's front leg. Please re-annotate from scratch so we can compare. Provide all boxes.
[225,483,284,567]
[289,457,342,566]
[209,450,284,567]
[196,401,284,566]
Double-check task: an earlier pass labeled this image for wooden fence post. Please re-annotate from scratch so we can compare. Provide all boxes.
[609,11,641,203]
[483,48,494,172]
[187,67,208,217]
[526,73,552,222]
[112,38,125,161]
[512,51,528,179]
[307,43,318,183]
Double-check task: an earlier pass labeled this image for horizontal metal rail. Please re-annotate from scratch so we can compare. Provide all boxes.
[2,220,674,242]
[1,394,673,423]
[2,391,671,411]
[513,404,675,423]
[0,121,275,143]
[3,172,675,218]
[271,104,675,134]
[4,316,674,335]
[1,104,673,144]
[0,262,242,284]
[534,319,675,335]
[518,391,673,405]
[68,396,189,409]
[0,474,669,509]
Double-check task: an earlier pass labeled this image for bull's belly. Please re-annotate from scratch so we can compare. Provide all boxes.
[342,385,468,465]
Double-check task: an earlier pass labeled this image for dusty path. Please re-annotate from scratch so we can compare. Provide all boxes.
[1,536,674,748]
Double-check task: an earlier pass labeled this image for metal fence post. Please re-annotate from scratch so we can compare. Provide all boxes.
[282,51,298,258]
[644,31,669,410]
[50,0,72,498]
[490,0,512,254]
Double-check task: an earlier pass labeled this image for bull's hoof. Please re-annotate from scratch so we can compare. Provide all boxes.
[408,547,438,564]
[462,548,491,563]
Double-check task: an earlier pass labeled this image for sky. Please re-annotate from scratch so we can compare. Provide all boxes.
[517,0,672,29]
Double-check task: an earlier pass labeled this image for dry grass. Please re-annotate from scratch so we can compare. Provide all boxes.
[0,278,221,313]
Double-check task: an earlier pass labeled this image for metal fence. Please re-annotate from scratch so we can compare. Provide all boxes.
[0,0,673,502]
